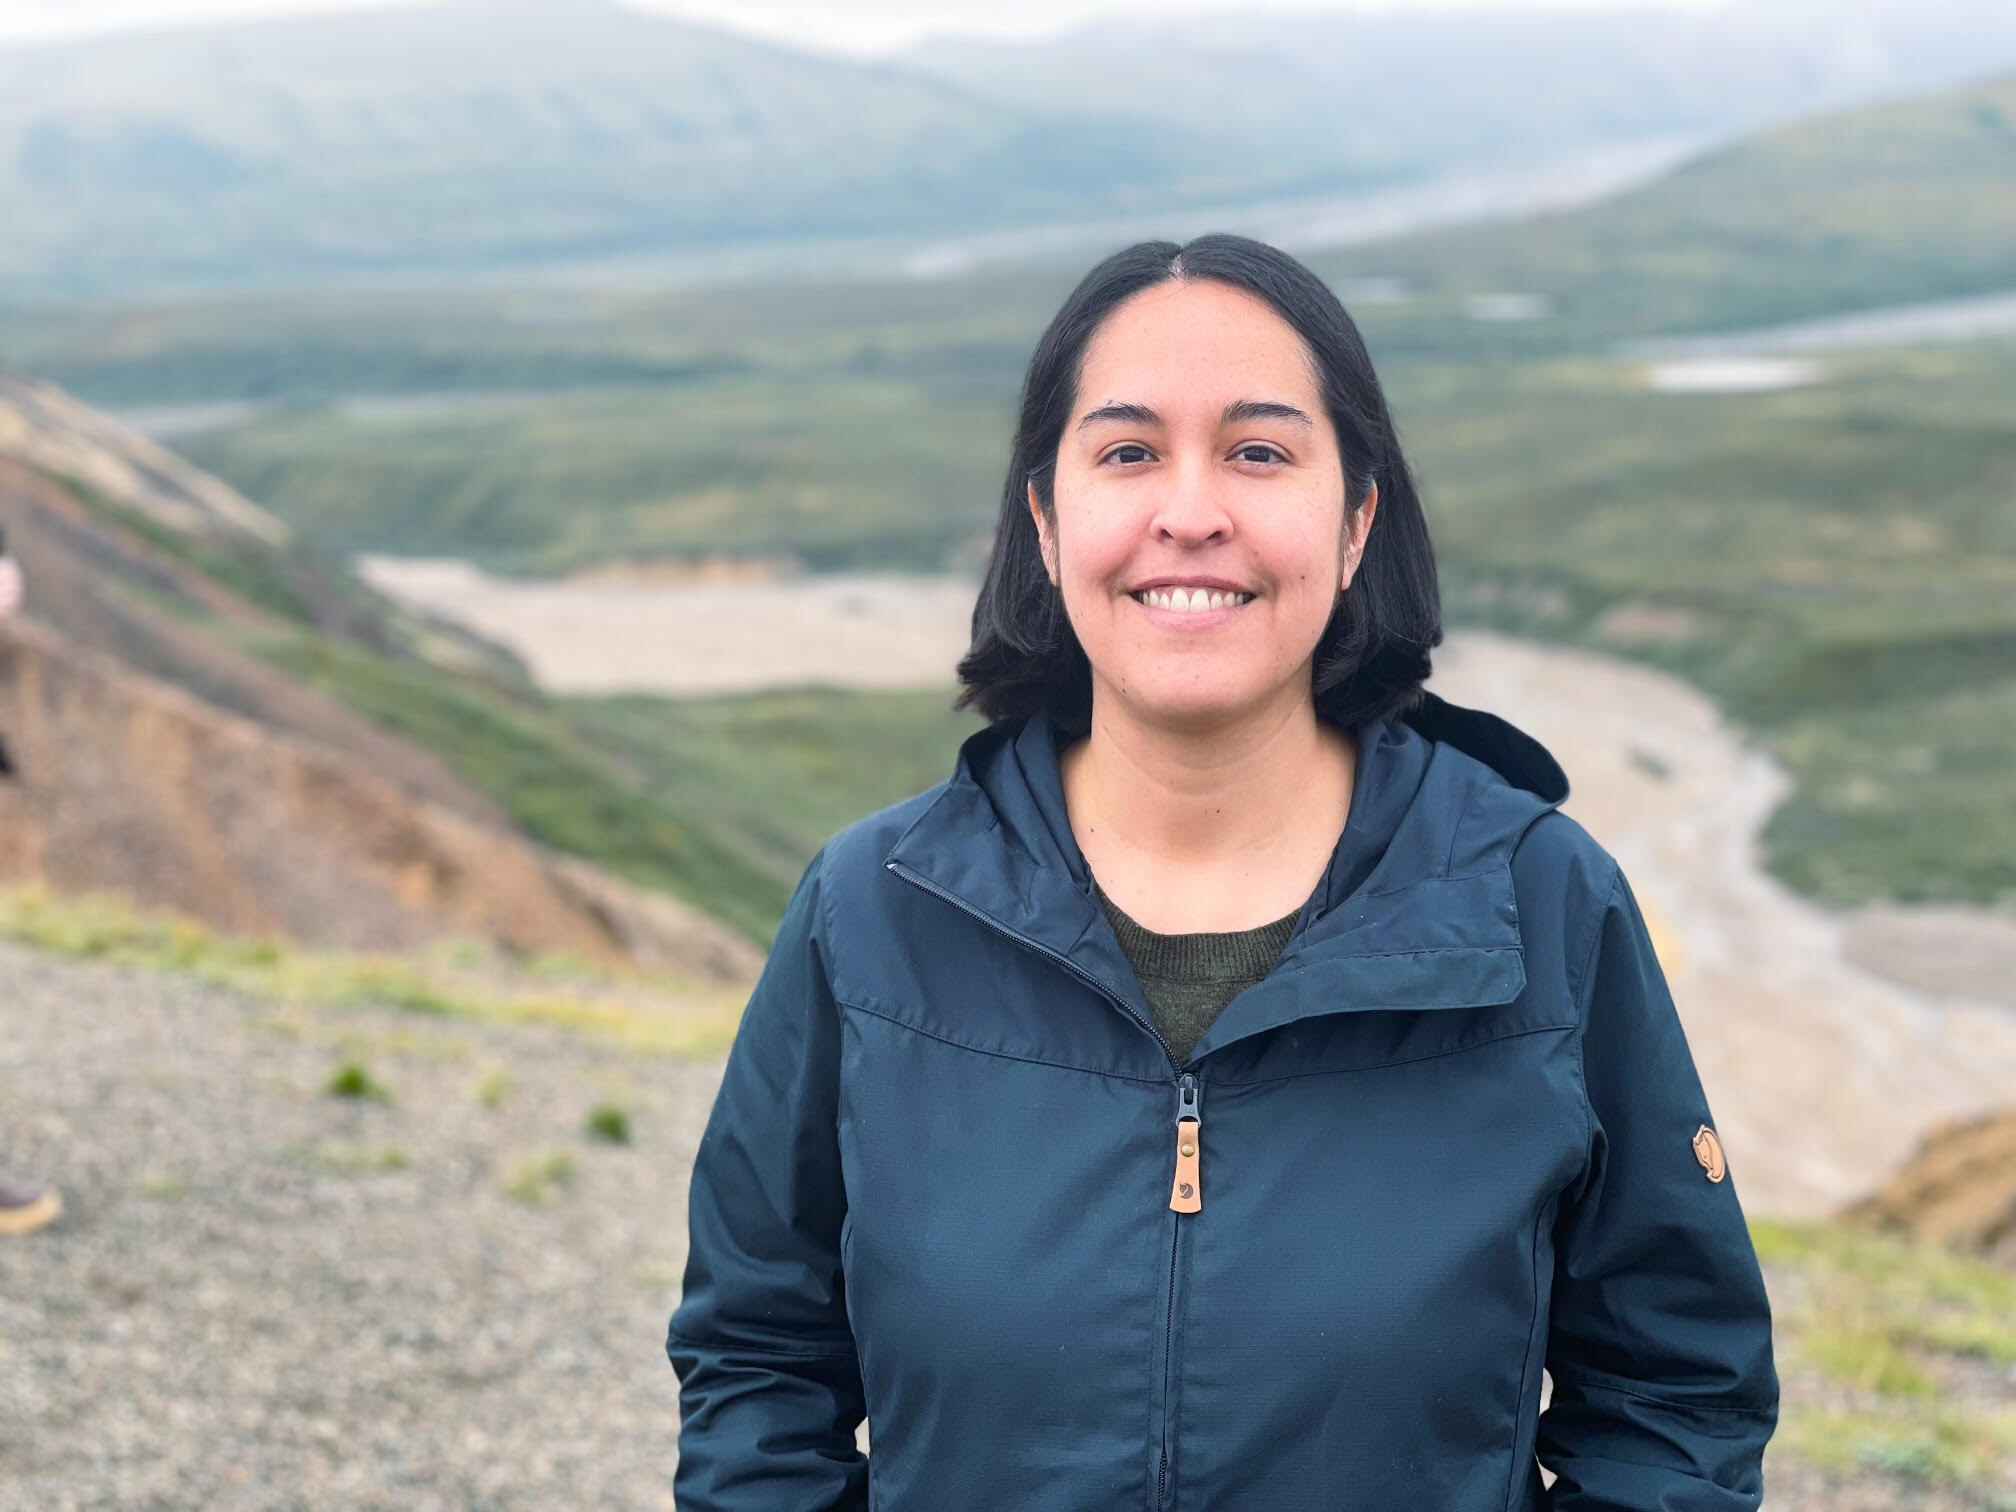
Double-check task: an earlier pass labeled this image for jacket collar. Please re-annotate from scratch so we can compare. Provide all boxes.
[884,692,1570,1066]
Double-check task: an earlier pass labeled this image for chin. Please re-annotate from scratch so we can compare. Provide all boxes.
[1108,678,1274,732]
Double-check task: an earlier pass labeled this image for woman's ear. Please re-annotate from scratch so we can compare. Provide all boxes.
[1341,480,1380,591]
[1027,480,1058,586]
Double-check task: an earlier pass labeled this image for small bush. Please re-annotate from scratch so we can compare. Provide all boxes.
[325,1060,391,1103]
[338,968,460,1016]
[503,1150,576,1206]
[306,1142,411,1173]
[476,1065,514,1109]
[585,1103,632,1145]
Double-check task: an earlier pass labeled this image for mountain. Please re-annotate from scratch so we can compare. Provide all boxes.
[0,0,1238,298]
[910,1,2016,127]
[4,0,2016,299]
[1307,64,2016,342]
[906,0,2016,197]
[0,371,762,975]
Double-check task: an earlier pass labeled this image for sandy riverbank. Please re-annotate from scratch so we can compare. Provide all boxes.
[358,555,978,695]
[358,558,2016,1218]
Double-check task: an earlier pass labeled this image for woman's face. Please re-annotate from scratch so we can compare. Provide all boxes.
[1029,278,1377,733]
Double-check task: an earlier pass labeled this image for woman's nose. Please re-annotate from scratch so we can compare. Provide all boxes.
[1149,459,1234,545]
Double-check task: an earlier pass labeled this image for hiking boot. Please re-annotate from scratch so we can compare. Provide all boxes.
[0,1174,62,1236]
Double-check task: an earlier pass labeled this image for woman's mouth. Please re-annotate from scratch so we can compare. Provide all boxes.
[1129,586,1255,613]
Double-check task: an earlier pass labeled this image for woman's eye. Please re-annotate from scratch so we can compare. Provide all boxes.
[1234,444,1286,465]
[1104,444,1154,466]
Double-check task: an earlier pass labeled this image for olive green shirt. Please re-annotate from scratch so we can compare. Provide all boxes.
[1093,880,1302,1067]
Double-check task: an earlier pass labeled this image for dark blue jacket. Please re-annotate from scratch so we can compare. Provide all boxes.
[667,694,1778,1510]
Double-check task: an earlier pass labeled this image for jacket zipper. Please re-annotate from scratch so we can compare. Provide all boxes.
[1158,1070,1200,1510]
[1169,1072,1202,1212]
[884,859,1200,1510]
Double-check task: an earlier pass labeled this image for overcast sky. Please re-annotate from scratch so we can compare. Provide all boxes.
[0,0,1732,53]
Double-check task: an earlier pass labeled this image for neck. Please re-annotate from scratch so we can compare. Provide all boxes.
[1059,680,1355,868]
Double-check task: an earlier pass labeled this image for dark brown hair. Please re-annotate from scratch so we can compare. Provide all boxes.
[954,233,1442,737]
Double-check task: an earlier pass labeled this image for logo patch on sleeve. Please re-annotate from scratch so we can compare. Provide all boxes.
[1692,1124,1727,1183]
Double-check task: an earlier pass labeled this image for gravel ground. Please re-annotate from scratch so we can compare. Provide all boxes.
[0,938,1989,1510]
[0,939,719,1510]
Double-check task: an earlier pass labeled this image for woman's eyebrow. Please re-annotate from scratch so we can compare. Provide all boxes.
[1076,399,1314,429]
[1077,401,1160,429]
[1221,399,1313,428]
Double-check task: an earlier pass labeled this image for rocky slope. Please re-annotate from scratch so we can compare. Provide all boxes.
[0,373,759,979]
[1843,1111,2016,1265]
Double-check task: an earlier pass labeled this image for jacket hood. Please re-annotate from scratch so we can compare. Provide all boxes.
[884,690,1571,1067]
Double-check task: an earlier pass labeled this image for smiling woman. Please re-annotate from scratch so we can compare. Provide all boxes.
[666,235,1778,1511]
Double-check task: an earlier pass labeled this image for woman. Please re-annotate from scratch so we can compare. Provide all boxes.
[667,234,1777,1510]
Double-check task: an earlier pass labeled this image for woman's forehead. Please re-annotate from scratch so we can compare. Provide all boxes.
[1077,280,1321,415]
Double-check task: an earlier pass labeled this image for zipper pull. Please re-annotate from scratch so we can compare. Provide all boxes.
[1169,1072,1202,1214]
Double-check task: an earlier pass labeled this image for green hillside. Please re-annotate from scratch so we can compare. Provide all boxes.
[177,375,1014,573]
[5,432,981,943]
[1411,339,2016,907]
[1310,68,2016,349]
[246,630,980,939]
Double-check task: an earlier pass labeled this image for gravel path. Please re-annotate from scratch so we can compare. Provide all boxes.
[0,938,1984,1511]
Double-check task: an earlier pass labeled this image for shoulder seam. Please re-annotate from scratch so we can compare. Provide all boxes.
[1570,863,1624,1018]
[809,840,846,1023]
[1568,862,1623,1168]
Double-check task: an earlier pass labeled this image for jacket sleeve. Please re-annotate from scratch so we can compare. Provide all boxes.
[666,845,868,1510]
[1538,865,1779,1510]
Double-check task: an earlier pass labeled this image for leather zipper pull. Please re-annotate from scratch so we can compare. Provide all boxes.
[1169,1072,1202,1213]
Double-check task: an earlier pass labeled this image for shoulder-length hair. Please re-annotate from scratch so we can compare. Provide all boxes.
[954,233,1442,737]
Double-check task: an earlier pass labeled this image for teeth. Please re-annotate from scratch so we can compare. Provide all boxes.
[1135,588,1252,611]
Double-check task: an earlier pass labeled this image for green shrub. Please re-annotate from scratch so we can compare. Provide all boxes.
[475,1065,514,1109]
[585,1103,632,1145]
[325,1060,391,1103]
[503,1150,576,1206]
